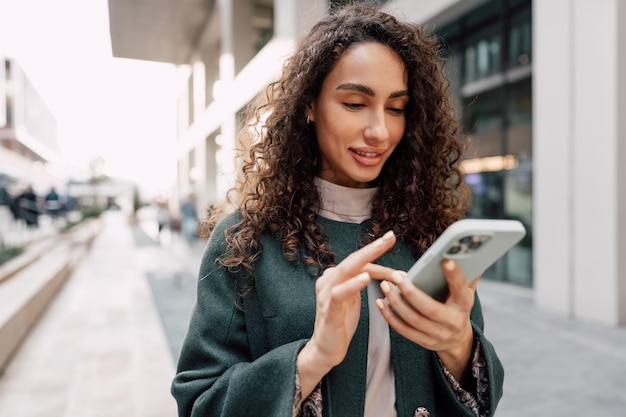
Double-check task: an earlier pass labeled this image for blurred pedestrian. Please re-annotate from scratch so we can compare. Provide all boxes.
[0,182,14,235]
[15,185,40,228]
[8,191,21,226]
[156,200,170,237]
[179,194,198,244]
[0,183,10,207]
[171,4,503,417]
[44,187,64,224]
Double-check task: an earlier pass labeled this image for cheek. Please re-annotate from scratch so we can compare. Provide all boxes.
[389,119,406,147]
[317,110,347,146]
[315,122,342,164]
[322,104,349,131]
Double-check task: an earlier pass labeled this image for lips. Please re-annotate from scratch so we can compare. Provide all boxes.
[350,148,385,166]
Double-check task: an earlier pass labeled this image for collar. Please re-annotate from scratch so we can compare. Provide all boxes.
[314,177,378,224]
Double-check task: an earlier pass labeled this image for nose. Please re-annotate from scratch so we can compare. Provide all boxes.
[364,110,391,143]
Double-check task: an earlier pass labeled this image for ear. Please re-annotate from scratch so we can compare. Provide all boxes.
[306,102,316,123]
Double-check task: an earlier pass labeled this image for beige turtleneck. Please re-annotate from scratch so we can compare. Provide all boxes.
[314,177,397,417]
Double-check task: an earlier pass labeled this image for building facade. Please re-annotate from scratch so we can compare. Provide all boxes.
[108,0,626,326]
[0,55,66,194]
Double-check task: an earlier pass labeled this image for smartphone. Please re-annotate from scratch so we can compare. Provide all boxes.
[406,218,526,302]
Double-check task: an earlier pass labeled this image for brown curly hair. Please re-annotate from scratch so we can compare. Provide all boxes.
[207,2,470,297]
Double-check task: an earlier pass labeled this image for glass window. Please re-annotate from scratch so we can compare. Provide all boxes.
[463,168,532,286]
[439,0,533,287]
[442,43,463,117]
[253,2,274,53]
[464,26,501,83]
[502,76,533,285]
[462,87,503,158]
[509,7,532,68]
[506,77,532,158]
[5,97,12,126]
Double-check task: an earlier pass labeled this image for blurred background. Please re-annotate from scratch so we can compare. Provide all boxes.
[0,0,625,416]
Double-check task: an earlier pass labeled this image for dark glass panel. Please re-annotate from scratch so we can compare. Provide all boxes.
[462,87,503,158]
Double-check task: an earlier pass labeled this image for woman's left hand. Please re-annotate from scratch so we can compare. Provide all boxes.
[376,259,478,382]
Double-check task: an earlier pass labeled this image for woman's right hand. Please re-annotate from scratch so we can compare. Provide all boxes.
[296,230,402,397]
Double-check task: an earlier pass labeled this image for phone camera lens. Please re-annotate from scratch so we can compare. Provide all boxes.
[447,245,462,255]
[459,236,473,244]
[469,241,482,250]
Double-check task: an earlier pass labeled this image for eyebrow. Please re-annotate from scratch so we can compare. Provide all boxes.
[336,82,409,99]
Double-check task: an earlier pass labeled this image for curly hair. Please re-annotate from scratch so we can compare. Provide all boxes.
[207,2,470,298]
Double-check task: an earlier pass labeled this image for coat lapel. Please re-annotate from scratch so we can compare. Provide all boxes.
[391,329,437,416]
[323,288,369,417]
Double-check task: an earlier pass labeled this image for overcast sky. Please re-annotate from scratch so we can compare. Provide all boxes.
[0,0,178,197]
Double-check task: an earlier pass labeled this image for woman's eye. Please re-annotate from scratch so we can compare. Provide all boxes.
[343,102,364,109]
[388,107,405,115]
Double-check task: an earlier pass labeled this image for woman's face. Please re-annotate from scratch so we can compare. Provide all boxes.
[310,41,409,189]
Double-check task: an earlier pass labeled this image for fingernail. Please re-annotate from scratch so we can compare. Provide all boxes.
[373,231,394,248]
[443,259,455,271]
[375,299,385,310]
[392,271,405,284]
[380,280,391,294]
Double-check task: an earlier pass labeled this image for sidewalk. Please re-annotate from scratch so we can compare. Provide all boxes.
[478,281,626,416]
[0,210,194,417]
[0,209,625,416]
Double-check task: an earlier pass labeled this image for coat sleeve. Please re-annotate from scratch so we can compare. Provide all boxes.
[171,217,307,417]
[432,293,505,416]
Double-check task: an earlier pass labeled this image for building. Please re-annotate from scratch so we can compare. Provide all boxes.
[0,55,68,195]
[107,0,626,326]
[0,56,130,221]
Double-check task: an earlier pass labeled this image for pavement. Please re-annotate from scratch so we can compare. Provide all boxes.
[0,210,206,417]
[0,209,625,416]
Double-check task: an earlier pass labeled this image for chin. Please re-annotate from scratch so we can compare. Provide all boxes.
[349,175,382,188]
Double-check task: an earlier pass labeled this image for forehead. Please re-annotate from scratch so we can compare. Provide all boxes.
[323,41,408,91]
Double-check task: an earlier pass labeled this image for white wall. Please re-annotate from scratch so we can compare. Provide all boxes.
[533,0,575,318]
[534,0,626,325]
[618,0,626,324]
[180,0,326,202]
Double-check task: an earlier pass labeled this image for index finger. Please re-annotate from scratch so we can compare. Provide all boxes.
[335,230,396,277]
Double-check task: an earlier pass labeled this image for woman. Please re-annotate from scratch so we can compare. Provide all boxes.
[172,3,504,417]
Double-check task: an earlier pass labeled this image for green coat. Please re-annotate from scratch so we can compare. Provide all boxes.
[172,214,504,416]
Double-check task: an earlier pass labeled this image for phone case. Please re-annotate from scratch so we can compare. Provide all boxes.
[406,218,526,301]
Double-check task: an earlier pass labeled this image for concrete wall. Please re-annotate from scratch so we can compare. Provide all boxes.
[534,0,626,325]
[618,0,626,324]
[177,0,326,208]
